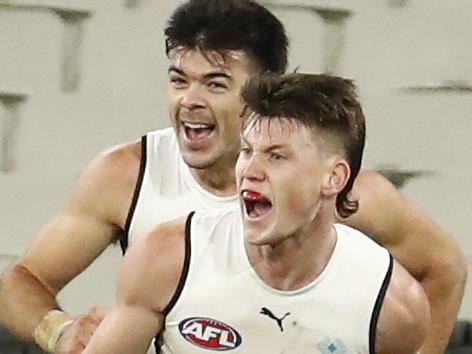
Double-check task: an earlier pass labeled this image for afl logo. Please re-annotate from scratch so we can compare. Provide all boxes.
[178,317,242,351]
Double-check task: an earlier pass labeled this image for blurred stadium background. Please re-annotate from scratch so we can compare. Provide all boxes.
[0,0,471,352]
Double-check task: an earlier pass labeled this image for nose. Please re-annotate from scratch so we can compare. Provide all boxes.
[180,84,206,110]
[241,154,265,182]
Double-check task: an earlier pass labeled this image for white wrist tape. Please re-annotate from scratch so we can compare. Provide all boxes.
[33,310,74,353]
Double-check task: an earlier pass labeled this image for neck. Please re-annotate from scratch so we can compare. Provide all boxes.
[189,156,238,197]
[246,203,337,291]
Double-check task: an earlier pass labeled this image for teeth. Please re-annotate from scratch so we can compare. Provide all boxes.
[242,190,267,202]
[184,122,212,129]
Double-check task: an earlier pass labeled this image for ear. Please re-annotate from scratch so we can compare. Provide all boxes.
[321,157,351,198]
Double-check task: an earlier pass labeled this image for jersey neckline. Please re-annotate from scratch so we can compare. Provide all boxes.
[239,222,342,297]
[175,138,238,204]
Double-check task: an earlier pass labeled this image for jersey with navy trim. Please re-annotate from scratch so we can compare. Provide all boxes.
[125,128,238,247]
[157,208,392,354]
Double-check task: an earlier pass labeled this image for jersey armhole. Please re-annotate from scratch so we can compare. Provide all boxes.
[162,211,194,315]
[369,253,394,354]
[154,211,194,354]
[120,134,148,254]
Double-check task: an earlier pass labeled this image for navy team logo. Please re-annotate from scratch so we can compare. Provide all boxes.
[178,317,242,351]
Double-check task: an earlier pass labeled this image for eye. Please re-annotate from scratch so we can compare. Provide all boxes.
[270,152,286,161]
[240,147,252,156]
[207,81,228,91]
[169,76,187,88]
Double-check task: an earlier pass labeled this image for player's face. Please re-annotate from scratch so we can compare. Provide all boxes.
[167,49,251,169]
[236,118,331,245]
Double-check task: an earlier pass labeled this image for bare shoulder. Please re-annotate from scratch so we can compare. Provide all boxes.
[376,260,431,354]
[339,170,400,240]
[11,139,145,292]
[352,169,393,196]
[341,170,432,245]
[67,139,143,228]
[83,139,142,192]
[117,217,188,314]
[339,170,399,235]
[340,169,463,280]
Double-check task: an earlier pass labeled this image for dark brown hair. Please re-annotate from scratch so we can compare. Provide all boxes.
[164,0,288,74]
[241,73,366,218]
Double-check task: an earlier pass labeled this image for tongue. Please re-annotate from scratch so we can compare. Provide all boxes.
[252,201,272,217]
[186,127,213,140]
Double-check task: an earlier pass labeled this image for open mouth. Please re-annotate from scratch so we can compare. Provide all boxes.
[241,190,273,220]
[183,122,215,141]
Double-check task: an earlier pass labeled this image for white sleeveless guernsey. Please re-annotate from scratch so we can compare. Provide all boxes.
[122,128,238,251]
[156,208,393,354]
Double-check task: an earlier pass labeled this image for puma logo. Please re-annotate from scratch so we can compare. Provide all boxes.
[259,307,291,332]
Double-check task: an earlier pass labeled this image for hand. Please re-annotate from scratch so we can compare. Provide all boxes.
[54,306,109,354]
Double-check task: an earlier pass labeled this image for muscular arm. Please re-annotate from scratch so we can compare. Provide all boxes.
[83,219,186,354]
[343,170,466,354]
[0,142,141,341]
[376,260,431,354]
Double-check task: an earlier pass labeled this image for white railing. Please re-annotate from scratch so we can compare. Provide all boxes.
[0,0,93,92]
[262,0,353,74]
[0,89,27,172]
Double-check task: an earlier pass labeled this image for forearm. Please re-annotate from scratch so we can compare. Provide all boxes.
[0,263,62,340]
[419,256,467,354]
[83,306,161,354]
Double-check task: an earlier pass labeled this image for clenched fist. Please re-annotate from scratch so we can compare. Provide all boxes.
[54,306,109,354]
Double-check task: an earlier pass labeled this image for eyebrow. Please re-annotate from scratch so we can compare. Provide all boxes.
[241,136,288,152]
[168,66,185,76]
[168,65,232,81]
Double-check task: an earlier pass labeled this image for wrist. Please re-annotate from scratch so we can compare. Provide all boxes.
[33,310,74,353]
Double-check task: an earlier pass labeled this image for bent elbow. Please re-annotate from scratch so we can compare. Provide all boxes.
[0,263,20,297]
[1,262,55,303]
[422,238,468,296]
[453,248,468,286]
[440,244,467,292]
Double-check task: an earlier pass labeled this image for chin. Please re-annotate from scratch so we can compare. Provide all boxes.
[181,151,217,169]
[244,235,268,246]
[243,226,274,246]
